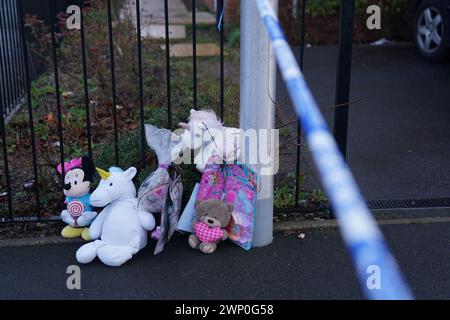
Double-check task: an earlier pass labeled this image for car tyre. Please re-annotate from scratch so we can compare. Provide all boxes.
[414,0,450,61]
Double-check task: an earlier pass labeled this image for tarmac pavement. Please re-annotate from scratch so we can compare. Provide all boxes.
[276,44,450,201]
[1,220,450,300]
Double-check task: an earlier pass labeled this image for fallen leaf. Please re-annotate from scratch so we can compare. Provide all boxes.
[126,121,139,130]
[23,181,35,190]
[62,91,74,98]
[47,112,56,125]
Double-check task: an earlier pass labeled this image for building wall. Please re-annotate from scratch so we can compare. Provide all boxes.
[201,0,240,24]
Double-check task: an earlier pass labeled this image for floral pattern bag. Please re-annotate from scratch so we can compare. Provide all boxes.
[197,162,258,250]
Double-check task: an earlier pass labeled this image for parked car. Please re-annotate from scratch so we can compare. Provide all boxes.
[414,0,450,61]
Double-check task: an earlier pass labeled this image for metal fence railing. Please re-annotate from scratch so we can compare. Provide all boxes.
[0,0,408,227]
[1,0,312,221]
[1,0,228,222]
[0,0,303,223]
[1,0,26,121]
[0,0,73,122]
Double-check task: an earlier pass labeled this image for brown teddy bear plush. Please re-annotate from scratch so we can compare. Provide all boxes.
[189,199,233,254]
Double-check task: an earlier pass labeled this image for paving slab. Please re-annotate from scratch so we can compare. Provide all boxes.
[147,11,217,25]
[162,43,223,57]
[143,24,186,39]
[122,0,216,40]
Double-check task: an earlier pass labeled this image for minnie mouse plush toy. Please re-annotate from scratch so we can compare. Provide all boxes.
[57,156,98,240]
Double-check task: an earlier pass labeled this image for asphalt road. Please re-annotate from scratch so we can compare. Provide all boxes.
[276,44,450,200]
[1,221,450,299]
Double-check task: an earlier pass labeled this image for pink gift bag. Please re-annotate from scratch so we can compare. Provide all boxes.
[196,162,258,250]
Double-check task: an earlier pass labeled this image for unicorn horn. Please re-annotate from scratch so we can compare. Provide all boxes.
[96,167,111,180]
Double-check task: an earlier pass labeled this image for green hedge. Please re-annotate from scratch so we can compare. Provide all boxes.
[306,0,411,17]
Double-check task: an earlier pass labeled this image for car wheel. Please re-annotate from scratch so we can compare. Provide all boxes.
[414,0,449,61]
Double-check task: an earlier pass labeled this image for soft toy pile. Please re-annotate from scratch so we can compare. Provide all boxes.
[173,109,258,253]
[57,109,259,266]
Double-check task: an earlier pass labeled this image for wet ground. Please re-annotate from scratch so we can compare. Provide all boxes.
[1,220,450,299]
[277,44,450,201]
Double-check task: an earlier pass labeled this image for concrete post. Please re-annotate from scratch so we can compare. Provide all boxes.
[240,0,278,247]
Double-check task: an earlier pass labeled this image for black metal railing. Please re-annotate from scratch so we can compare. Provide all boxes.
[1,0,25,120]
[2,0,447,227]
[0,0,228,222]
[0,0,73,121]
[0,0,358,223]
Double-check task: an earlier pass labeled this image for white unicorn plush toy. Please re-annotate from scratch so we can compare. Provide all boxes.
[171,109,241,172]
[76,166,155,267]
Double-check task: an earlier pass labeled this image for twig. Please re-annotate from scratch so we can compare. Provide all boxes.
[276,98,365,129]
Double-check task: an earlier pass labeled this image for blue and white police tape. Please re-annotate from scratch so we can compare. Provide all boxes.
[217,0,228,31]
[253,0,413,300]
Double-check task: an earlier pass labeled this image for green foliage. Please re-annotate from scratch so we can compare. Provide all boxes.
[30,77,55,110]
[227,26,240,48]
[93,130,141,172]
[92,128,151,185]
[5,135,16,155]
[63,108,85,132]
[310,189,328,205]
[275,184,296,208]
[34,122,47,140]
[274,172,328,208]
[305,0,340,16]
[305,0,411,17]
